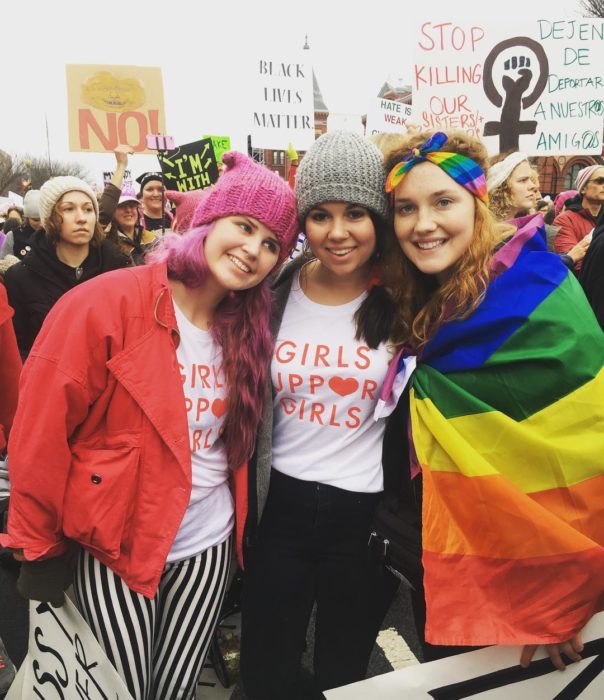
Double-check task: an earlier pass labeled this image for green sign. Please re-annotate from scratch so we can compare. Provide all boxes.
[203,135,231,166]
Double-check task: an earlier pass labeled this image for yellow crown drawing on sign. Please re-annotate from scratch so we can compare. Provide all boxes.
[81,71,146,113]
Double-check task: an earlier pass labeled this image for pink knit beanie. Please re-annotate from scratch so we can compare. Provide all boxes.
[191,151,298,262]
[166,190,206,233]
[553,190,578,216]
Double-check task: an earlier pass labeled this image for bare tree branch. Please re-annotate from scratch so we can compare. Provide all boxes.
[581,0,604,17]
[0,150,91,197]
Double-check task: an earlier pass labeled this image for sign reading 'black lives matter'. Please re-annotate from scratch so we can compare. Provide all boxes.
[250,54,315,151]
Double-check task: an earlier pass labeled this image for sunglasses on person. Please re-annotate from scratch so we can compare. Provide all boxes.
[588,176,604,185]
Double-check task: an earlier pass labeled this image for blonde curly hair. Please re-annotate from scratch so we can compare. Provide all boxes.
[487,152,538,220]
[383,130,514,350]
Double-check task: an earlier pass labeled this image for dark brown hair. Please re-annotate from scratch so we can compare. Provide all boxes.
[45,193,103,247]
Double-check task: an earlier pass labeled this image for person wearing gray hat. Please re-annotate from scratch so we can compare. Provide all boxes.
[241,131,400,699]
[22,190,41,223]
[3,176,129,359]
[0,191,43,262]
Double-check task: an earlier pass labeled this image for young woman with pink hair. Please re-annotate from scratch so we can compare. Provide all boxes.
[1,152,298,700]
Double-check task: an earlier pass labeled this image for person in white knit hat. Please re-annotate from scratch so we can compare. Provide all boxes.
[487,153,592,271]
[3,176,129,358]
[486,151,539,221]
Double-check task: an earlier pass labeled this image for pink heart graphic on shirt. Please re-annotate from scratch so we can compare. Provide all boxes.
[211,398,228,418]
[329,377,359,397]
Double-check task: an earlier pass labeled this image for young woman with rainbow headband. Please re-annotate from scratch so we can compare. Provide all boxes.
[378,130,604,669]
[1,152,298,700]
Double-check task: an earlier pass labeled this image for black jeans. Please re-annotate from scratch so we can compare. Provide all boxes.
[240,470,399,700]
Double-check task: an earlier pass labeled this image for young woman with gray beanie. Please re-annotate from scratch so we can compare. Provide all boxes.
[241,131,401,699]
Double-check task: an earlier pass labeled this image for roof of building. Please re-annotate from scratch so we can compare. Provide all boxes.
[313,71,328,112]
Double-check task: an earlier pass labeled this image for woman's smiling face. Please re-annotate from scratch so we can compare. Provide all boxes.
[393,161,476,285]
[304,201,377,278]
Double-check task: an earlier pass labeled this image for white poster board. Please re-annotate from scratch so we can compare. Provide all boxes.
[7,192,24,206]
[7,598,134,699]
[366,98,412,137]
[327,113,365,134]
[412,19,604,155]
[250,53,315,150]
[326,612,604,699]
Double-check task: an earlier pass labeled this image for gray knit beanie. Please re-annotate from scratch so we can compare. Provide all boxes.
[39,176,99,230]
[295,131,388,223]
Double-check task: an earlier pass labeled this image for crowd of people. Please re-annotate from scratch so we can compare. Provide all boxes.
[0,129,603,700]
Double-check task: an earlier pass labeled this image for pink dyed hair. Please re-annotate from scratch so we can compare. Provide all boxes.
[150,224,273,469]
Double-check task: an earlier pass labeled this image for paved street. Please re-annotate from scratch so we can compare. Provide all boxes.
[196,583,422,699]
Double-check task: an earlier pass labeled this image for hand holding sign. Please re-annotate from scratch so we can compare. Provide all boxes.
[114,144,133,168]
[520,633,584,672]
[325,614,604,699]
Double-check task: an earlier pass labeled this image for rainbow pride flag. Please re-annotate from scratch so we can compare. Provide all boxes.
[379,215,604,646]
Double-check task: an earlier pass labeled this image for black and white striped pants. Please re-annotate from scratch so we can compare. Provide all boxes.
[73,538,231,700]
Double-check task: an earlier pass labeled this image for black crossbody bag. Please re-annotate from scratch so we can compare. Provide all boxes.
[369,385,423,590]
[368,491,423,590]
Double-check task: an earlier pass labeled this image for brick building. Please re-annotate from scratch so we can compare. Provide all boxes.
[534,153,604,198]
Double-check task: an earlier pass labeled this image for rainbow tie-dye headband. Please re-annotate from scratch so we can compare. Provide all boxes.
[385,131,489,204]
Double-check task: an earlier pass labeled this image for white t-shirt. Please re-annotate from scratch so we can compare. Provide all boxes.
[271,271,391,492]
[168,302,233,562]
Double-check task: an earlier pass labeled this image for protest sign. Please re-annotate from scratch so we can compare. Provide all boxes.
[250,54,315,150]
[203,135,232,167]
[327,113,364,134]
[7,192,23,206]
[7,598,133,699]
[412,19,604,155]
[365,98,412,137]
[325,612,604,699]
[66,64,166,154]
[102,169,134,194]
[157,138,219,192]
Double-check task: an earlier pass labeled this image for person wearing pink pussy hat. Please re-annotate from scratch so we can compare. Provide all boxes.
[554,190,578,218]
[191,151,299,265]
[1,148,298,700]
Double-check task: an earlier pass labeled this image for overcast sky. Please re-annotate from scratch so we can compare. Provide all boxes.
[1,0,584,184]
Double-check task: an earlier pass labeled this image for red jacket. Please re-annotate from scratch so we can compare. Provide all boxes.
[0,282,22,452]
[1,263,247,597]
[553,204,597,270]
